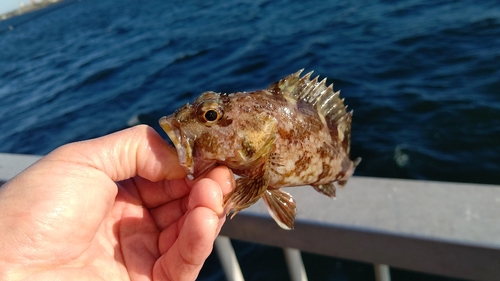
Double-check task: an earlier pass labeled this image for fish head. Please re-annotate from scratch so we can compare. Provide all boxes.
[159,91,237,178]
[160,90,278,179]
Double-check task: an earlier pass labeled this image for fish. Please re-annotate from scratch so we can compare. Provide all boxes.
[159,69,360,229]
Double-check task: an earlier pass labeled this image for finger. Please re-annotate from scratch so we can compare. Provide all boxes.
[135,165,234,211]
[48,125,186,183]
[187,166,235,196]
[121,177,190,209]
[155,178,224,246]
[188,178,224,215]
[154,207,220,281]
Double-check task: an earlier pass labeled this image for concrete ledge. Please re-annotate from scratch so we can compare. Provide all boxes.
[221,177,500,281]
[0,153,42,184]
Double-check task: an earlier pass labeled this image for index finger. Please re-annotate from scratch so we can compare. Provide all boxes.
[129,165,235,211]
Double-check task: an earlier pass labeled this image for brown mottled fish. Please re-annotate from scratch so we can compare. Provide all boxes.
[159,70,360,229]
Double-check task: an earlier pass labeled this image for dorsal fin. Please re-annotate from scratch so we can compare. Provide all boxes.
[268,69,353,152]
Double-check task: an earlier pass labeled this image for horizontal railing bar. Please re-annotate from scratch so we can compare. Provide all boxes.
[221,210,500,280]
[0,153,42,180]
[220,177,500,281]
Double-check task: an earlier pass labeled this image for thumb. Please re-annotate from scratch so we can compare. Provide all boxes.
[48,124,186,182]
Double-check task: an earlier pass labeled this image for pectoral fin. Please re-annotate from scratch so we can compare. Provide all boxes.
[312,183,336,198]
[262,189,297,230]
[223,162,270,218]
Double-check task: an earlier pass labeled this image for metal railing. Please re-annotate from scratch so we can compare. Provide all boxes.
[218,177,500,281]
[1,153,499,281]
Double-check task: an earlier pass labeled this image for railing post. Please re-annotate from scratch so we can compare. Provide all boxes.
[374,263,391,281]
[214,236,245,281]
[283,248,308,281]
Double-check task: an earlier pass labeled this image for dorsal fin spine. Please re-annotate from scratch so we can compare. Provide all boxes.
[315,85,336,110]
[309,78,328,105]
[319,90,337,116]
[273,69,350,126]
[304,76,320,102]
[298,72,314,99]
[271,69,353,155]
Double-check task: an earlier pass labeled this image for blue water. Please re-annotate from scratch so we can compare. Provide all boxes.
[1,0,499,280]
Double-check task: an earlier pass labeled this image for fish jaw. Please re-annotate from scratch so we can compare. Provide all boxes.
[159,116,195,177]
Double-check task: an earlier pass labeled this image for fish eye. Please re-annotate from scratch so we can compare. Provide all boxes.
[204,110,219,122]
[197,101,223,125]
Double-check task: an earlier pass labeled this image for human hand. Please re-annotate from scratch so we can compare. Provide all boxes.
[0,125,234,281]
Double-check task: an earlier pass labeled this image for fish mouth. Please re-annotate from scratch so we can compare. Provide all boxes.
[159,116,194,176]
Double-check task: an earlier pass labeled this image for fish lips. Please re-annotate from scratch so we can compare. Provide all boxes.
[159,116,195,177]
